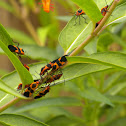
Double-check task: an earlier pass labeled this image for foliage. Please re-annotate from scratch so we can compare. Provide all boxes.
[0,0,126,126]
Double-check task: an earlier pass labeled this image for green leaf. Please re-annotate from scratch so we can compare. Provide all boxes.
[97,32,114,52]
[103,71,123,90]
[84,38,97,54]
[106,82,126,95]
[27,107,83,123]
[80,87,113,106]
[59,21,92,53]
[107,2,126,26]
[6,28,36,45]
[107,95,126,104]
[67,52,126,70]
[20,45,58,60]
[0,114,48,126]
[71,0,102,23]
[55,16,72,22]
[106,117,126,126]
[0,24,13,46]
[0,40,33,85]
[46,115,85,126]
[13,97,82,113]
[0,80,26,99]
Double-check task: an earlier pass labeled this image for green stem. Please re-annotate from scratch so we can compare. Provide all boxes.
[0,97,21,113]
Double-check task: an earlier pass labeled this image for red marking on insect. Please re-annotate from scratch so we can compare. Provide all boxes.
[23,64,29,71]
[17,83,30,90]
[8,45,24,55]
[51,55,68,71]
[74,10,87,25]
[45,74,62,83]
[34,85,50,99]
[95,18,103,28]
[40,55,68,76]
[23,81,40,97]
[101,5,109,16]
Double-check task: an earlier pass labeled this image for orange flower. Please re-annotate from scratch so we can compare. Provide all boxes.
[42,0,50,13]
[38,0,54,13]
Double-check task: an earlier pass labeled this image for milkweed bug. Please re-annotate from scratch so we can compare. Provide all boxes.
[45,74,62,83]
[17,83,30,90]
[23,64,29,71]
[17,79,39,90]
[8,45,24,55]
[40,55,68,76]
[101,0,109,16]
[38,0,54,13]
[74,10,88,25]
[95,0,109,28]
[52,55,68,71]
[23,81,39,97]
[101,5,109,16]
[40,62,53,76]
[95,18,103,28]
[34,85,50,99]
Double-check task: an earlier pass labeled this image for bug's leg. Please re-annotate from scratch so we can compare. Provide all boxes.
[81,15,88,24]
[74,16,78,26]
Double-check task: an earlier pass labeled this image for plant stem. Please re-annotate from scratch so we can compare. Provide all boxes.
[8,0,42,46]
[0,97,21,113]
[69,0,120,56]
[22,17,42,46]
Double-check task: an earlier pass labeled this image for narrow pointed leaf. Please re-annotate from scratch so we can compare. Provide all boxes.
[0,80,26,99]
[107,2,126,26]
[0,40,33,85]
[0,114,48,126]
[13,97,82,113]
[67,52,126,70]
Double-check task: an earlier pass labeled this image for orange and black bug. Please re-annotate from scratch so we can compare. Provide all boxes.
[8,45,24,55]
[95,18,103,28]
[101,0,109,16]
[34,85,50,99]
[45,74,62,83]
[17,83,30,90]
[52,55,68,71]
[101,5,109,16]
[40,55,67,75]
[23,81,39,97]
[23,64,29,71]
[74,10,88,25]
[17,80,39,90]
[40,62,53,76]
[95,0,109,28]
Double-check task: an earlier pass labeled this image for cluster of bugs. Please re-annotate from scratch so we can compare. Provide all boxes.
[8,0,110,99]
[8,43,67,99]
